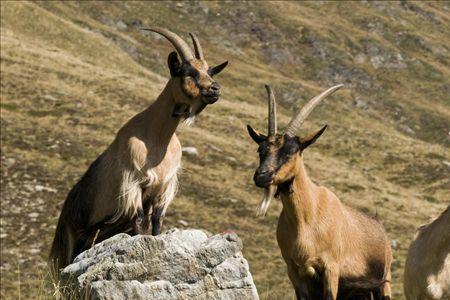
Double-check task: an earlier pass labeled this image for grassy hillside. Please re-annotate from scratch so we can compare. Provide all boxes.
[1,1,449,299]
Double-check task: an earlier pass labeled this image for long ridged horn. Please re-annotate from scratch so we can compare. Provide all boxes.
[284,84,344,137]
[189,32,204,60]
[265,85,277,136]
[140,26,194,61]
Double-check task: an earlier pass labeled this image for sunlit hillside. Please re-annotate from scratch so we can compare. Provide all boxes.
[1,1,449,299]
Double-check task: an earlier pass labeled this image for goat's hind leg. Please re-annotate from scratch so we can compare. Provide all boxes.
[380,269,392,300]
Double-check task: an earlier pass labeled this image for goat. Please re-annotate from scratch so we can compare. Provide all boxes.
[49,27,228,271]
[247,85,392,300]
[404,205,450,300]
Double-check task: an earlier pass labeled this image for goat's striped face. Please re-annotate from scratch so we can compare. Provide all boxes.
[168,52,227,118]
[181,59,219,104]
[247,125,328,188]
[248,130,301,188]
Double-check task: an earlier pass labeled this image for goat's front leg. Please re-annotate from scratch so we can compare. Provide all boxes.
[286,261,309,300]
[151,206,164,236]
[151,176,178,236]
[137,197,153,235]
[132,206,146,235]
[323,264,339,300]
[295,283,309,300]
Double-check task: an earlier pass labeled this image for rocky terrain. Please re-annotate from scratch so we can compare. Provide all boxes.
[1,2,449,299]
[61,229,258,300]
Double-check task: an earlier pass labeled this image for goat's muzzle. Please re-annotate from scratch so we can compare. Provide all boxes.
[254,168,274,188]
[202,82,221,104]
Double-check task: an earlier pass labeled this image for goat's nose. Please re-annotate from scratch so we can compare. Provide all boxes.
[256,169,273,176]
[254,168,274,188]
[209,82,220,93]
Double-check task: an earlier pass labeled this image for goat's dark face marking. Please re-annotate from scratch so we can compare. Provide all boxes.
[248,127,301,188]
[168,51,227,117]
[247,125,327,188]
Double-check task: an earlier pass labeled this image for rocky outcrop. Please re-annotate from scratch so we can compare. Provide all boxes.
[61,229,259,300]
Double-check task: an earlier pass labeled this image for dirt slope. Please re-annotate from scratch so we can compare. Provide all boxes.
[1,2,449,299]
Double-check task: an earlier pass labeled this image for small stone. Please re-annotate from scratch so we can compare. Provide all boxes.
[116,20,127,30]
[178,220,189,227]
[206,144,223,153]
[28,212,39,218]
[224,198,238,204]
[399,125,415,135]
[225,156,237,163]
[391,239,399,250]
[34,185,57,193]
[354,53,367,64]
[176,2,183,8]
[4,158,15,167]
[28,248,40,254]
[353,98,369,110]
[442,161,450,168]
[44,94,58,101]
[182,147,198,156]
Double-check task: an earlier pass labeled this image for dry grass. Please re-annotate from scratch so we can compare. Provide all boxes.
[1,1,449,299]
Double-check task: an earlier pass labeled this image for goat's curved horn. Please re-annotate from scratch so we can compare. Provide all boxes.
[265,85,277,136]
[140,27,194,61]
[284,84,344,137]
[189,32,204,60]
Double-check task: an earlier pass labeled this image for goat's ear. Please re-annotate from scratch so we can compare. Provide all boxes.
[300,125,327,150]
[209,61,228,76]
[247,125,266,144]
[168,51,182,77]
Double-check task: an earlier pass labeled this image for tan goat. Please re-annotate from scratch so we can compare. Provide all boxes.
[404,205,450,300]
[49,27,228,271]
[247,85,392,299]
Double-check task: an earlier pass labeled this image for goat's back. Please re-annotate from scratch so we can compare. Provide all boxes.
[404,206,450,300]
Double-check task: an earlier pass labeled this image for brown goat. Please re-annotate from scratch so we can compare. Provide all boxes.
[404,205,450,300]
[247,85,392,300]
[49,27,228,271]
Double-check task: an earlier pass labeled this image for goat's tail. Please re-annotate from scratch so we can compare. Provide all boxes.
[49,218,75,276]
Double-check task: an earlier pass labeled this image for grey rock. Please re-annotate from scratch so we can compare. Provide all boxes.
[116,20,127,30]
[365,41,407,69]
[61,229,259,300]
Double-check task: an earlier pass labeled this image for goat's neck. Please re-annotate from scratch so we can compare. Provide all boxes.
[141,79,182,146]
[279,156,318,227]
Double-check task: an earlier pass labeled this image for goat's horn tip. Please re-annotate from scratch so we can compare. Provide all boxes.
[139,27,156,32]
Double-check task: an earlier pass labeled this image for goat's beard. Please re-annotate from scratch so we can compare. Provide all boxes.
[256,185,276,217]
[181,101,208,126]
[182,115,196,127]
